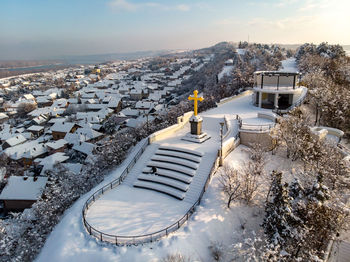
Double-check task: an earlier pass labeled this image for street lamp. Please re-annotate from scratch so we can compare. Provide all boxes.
[219,121,225,166]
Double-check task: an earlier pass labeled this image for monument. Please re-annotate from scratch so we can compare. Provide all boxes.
[182,90,210,143]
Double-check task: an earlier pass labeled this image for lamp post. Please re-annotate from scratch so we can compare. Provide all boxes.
[219,121,224,166]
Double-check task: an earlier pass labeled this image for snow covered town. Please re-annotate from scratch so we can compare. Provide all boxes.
[1,42,350,262]
[0,54,212,209]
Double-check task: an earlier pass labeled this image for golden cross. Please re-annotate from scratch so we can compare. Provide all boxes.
[188,90,204,116]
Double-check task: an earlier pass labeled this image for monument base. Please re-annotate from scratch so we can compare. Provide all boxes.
[181,132,211,144]
[190,115,203,135]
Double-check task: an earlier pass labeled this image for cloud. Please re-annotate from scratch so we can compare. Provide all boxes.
[176,4,190,12]
[298,0,331,11]
[109,0,139,11]
[108,0,191,12]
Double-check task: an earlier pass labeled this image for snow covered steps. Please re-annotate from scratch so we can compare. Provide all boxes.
[134,146,203,200]
[146,161,196,177]
[138,174,189,192]
[158,146,203,157]
[134,181,185,200]
[155,149,202,163]
[150,155,199,170]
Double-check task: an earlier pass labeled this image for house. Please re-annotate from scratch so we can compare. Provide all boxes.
[252,71,305,110]
[46,139,68,154]
[36,152,70,175]
[0,112,9,124]
[129,89,146,100]
[23,94,36,101]
[72,141,95,156]
[74,127,104,143]
[21,143,48,166]
[107,97,122,113]
[135,101,154,111]
[2,134,27,150]
[36,96,53,107]
[31,114,49,125]
[0,176,48,211]
[51,122,81,140]
[62,163,83,175]
[27,125,45,137]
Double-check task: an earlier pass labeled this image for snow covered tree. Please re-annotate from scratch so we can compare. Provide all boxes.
[219,165,241,208]
[306,173,330,204]
[263,171,296,249]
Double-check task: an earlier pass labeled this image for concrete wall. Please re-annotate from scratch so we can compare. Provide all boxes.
[217,90,253,106]
[149,111,194,143]
[240,131,273,149]
[220,137,240,159]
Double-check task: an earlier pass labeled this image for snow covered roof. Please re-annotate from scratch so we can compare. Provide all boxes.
[46,139,68,150]
[38,152,69,167]
[62,163,83,175]
[32,115,49,125]
[27,125,44,132]
[0,112,9,120]
[51,122,78,133]
[135,101,154,109]
[0,176,48,201]
[120,108,139,117]
[72,141,95,155]
[74,127,103,141]
[4,134,27,147]
[23,94,35,100]
[108,97,121,108]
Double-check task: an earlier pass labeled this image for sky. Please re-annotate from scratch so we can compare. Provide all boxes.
[0,0,349,60]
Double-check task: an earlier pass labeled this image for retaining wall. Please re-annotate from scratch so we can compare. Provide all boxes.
[216,90,253,106]
[240,131,273,149]
[148,111,194,143]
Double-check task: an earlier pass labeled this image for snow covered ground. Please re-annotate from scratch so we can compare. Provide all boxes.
[218,65,234,81]
[36,91,293,261]
[279,57,298,72]
[36,145,264,262]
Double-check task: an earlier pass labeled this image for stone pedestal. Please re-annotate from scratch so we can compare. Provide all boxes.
[190,116,203,135]
[182,115,210,144]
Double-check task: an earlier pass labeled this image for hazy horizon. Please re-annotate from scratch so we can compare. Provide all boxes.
[1,0,350,60]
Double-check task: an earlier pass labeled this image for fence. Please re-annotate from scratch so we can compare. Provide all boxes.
[273,87,308,115]
[82,122,222,246]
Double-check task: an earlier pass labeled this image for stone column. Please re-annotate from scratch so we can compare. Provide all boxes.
[258,92,262,108]
[274,93,279,109]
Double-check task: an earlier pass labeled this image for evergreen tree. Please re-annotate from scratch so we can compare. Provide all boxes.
[263,171,295,248]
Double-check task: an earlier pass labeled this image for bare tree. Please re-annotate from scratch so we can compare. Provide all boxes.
[219,165,241,208]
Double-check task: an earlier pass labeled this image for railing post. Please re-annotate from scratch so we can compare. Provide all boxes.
[166,228,168,235]
[115,236,118,246]
[100,232,102,241]
[89,225,92,235]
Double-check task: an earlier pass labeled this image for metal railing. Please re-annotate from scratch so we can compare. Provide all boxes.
[273,87,308,115]
[82,139,221,246]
